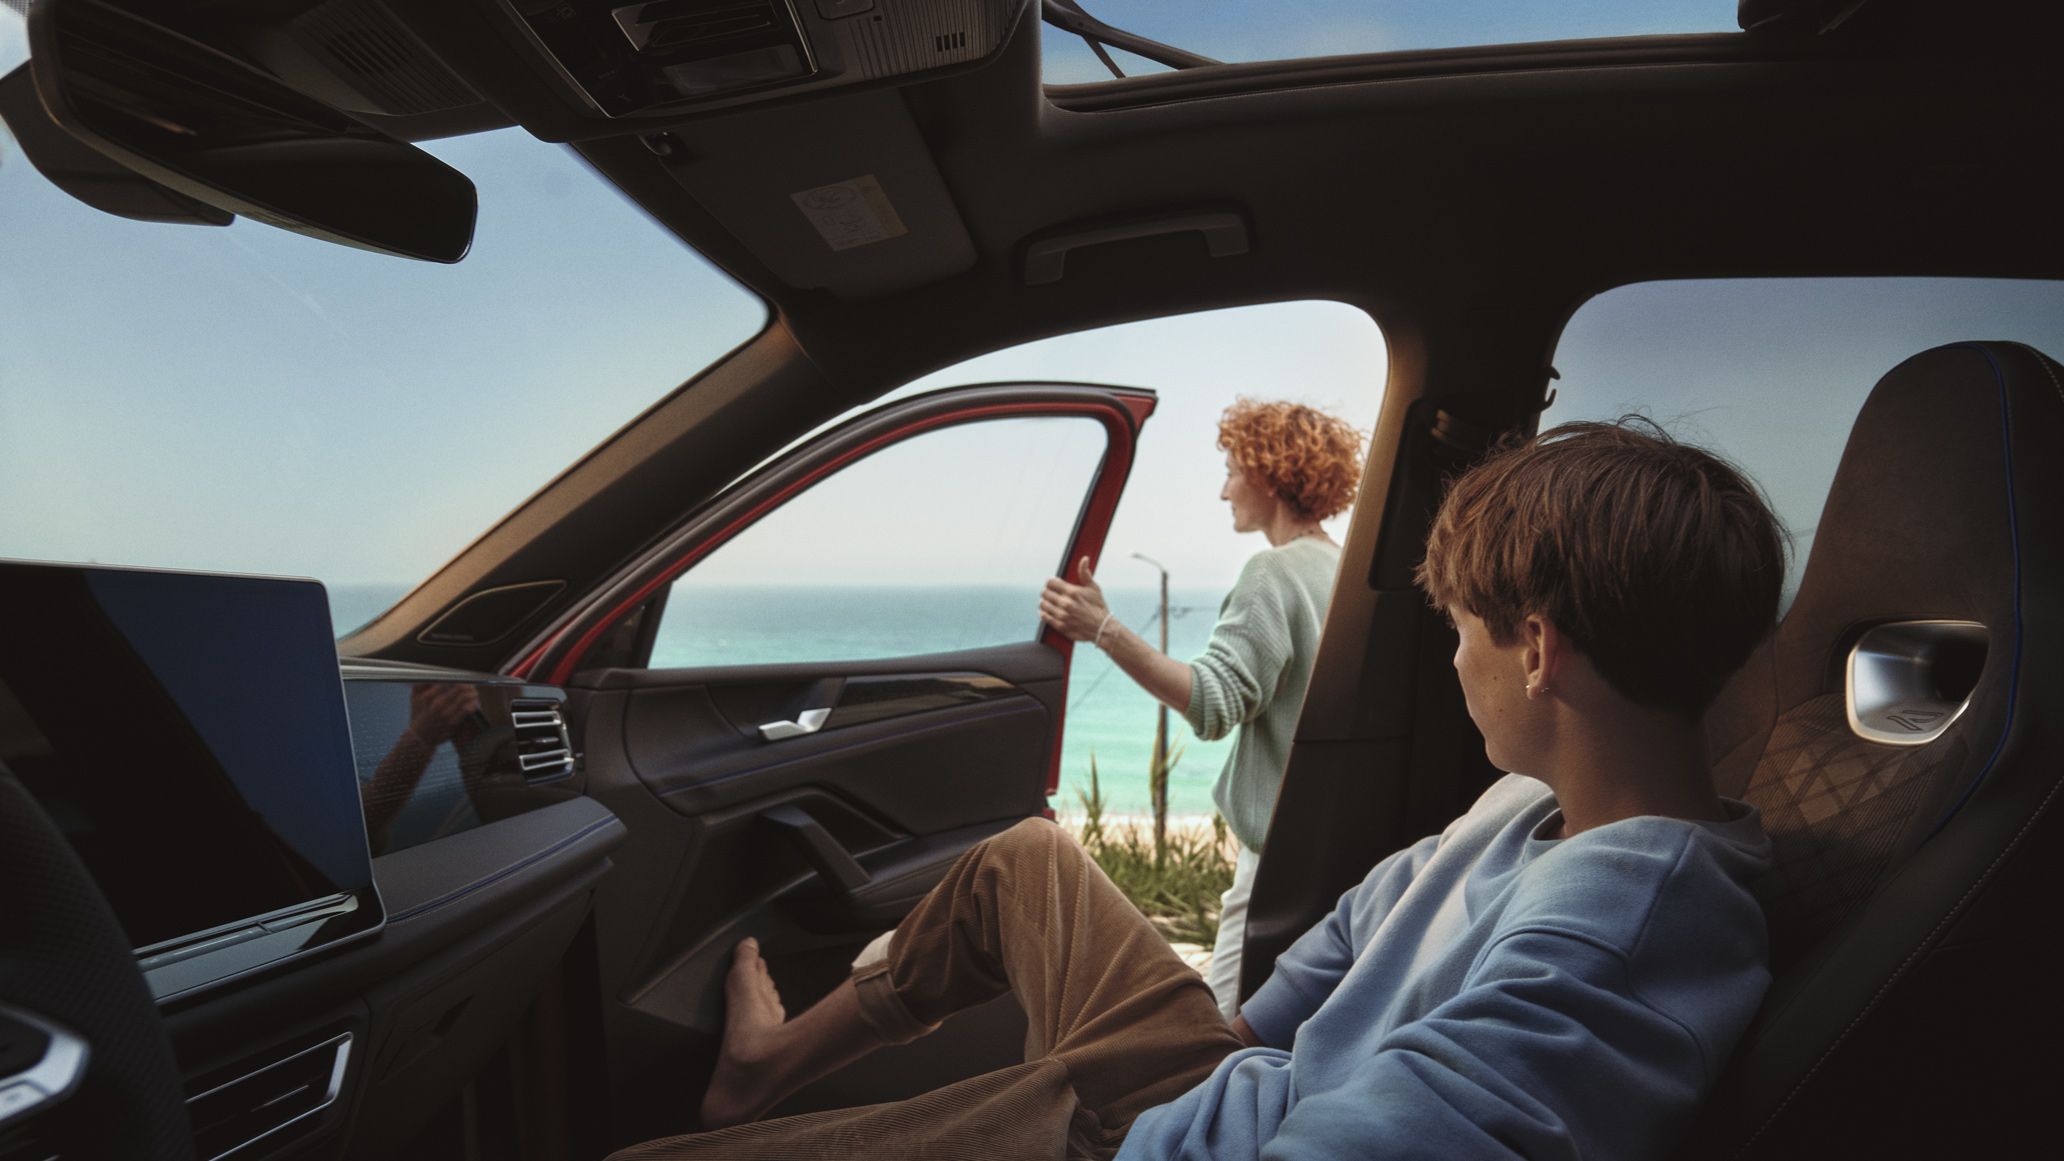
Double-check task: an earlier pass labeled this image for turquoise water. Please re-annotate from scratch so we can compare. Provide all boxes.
[327,582,1234,817]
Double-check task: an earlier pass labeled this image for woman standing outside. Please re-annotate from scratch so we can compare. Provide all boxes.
[1040,398,1364,1019]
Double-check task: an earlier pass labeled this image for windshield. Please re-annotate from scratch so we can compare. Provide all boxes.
[1042,0,1735,83]
[0,14,769,635]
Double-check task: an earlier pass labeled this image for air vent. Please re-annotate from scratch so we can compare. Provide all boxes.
[614,0,783,53]
[511,699,575,781]
[320,23,411,76]
[935,30,967,51]
[187,1033,351,1161]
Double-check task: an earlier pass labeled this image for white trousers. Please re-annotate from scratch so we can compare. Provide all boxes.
[1205,844,1261,1022]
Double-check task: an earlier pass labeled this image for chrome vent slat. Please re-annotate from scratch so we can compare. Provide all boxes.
[509,698,575,780]
[187,1033,352,1161]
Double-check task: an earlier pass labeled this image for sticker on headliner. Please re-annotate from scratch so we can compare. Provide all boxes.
[792,175,909,251]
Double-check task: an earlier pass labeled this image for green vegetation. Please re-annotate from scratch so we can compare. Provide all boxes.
[1075,753,1236,947]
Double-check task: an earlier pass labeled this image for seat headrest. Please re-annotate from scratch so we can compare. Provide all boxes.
[1783,342,2053,686]
[1734,341,2064,967]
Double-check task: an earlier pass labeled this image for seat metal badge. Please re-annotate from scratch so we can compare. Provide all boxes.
[1845,620,1988,747]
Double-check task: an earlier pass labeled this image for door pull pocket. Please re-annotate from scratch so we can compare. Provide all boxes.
[762,805,872,897]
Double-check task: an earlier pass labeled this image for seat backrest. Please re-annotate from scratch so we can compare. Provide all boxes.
[1679,340,2064,1158]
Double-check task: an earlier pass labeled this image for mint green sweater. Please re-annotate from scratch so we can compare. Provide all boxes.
[1184,537,1340,851]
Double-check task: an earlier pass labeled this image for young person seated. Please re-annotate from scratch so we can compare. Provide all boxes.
[611,419,1787,1161]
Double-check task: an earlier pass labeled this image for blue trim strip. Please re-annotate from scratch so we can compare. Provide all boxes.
[1923,343,2025,842]
[388,814,621,923]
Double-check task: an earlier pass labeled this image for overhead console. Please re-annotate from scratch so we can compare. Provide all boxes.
[501,0,1027,116]
[0,561,383,1004]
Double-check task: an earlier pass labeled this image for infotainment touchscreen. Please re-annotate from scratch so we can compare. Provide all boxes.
[0,561,381,995]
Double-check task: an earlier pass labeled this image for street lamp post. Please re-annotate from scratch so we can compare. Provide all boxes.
[1133,552,1171,859]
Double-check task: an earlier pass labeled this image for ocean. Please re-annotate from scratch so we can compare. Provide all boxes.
[326,582,1236,819]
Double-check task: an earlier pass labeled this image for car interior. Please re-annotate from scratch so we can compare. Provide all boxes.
[2,0,2061,1158]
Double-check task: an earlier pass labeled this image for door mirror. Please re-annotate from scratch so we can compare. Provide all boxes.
[26,0,476,262]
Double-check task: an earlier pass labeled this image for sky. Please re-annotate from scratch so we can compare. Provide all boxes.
[0,117,768,587]
[7,4,2064,607]
[681,299,1389,593]
[885,304,1384,591]
[0,8,1385,598]
[1549,278,2064,608]
[3,13,767,588]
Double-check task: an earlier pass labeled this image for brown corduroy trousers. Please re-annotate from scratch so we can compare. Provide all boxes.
[608,818,1245,1160]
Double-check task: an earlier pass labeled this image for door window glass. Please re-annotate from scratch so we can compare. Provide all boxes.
[649,415,1109,667]
[1548,278,2064,612]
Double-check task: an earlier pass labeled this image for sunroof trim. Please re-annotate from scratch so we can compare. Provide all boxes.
[1038,1,1754,86]
[1043,31,1833,111]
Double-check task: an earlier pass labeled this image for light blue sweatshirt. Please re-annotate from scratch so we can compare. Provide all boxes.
[1118,774,1772,1161]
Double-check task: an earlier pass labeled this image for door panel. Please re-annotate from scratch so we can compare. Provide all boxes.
[549,385,1155,1147]
[608,643,1061,829]
[580,643,1067,984]
[576,646,1069,1144]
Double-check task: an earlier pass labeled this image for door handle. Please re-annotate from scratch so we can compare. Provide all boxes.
[758,707,831,741]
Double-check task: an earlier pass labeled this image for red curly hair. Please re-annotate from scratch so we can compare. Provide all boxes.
[1217,398,1365,521]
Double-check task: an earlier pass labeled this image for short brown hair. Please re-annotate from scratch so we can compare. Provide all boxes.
[1217,399,1365,521]
[1415,418,1785,718]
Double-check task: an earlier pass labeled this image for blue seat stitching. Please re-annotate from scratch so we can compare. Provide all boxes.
[1922,343,2025,842]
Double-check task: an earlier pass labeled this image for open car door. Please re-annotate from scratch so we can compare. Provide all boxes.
[519,383,1154,1141]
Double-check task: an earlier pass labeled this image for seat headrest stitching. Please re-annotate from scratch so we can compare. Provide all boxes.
[1732,342,2031,1156]
[1920,344,2025,842]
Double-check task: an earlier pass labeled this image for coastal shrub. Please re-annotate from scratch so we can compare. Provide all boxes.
[1075,756,1236,947]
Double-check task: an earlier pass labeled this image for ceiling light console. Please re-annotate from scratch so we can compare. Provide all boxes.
[501,0,1028,116]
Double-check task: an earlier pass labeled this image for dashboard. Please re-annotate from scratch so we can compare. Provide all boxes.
[342,658,582,859]
[0,561,624,1161]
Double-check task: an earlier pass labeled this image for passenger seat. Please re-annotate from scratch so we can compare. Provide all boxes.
[1678,341,2064,1158]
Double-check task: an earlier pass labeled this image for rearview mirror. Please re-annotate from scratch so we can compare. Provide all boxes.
[27,0,476,262]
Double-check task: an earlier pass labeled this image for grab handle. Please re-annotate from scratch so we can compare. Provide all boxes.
[762,805,871,897]
[1022,211,1249,285]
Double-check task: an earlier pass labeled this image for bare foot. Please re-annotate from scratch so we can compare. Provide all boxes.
[699,938,789,1129]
